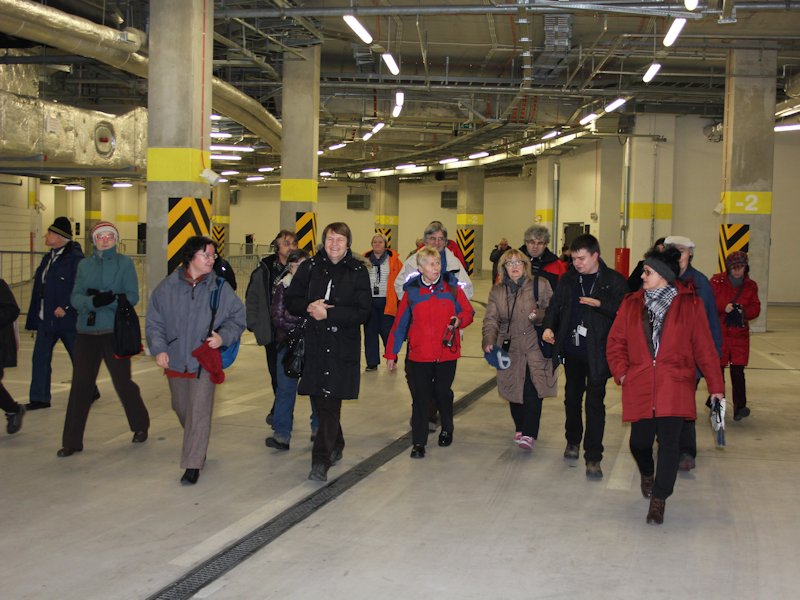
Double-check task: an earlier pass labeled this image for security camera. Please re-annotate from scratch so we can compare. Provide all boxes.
[200,168,221,185]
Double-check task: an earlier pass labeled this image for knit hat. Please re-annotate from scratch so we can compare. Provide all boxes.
[664,235,695,250]
[484,345,511,370]
[91,221,119,244]
[725,251,748,270]
[48,216,72,240]
[643,247,681,284]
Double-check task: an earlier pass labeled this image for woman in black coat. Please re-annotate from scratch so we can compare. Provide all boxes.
[286,222,371,482]
[0,279,24,434]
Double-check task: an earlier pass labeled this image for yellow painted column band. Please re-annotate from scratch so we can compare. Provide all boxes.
[456,213,484,226]
[212,215,231,224]
[281,179,318,203]
[147,148,210,182]
[375,214,399,226]
[629,202,673,220]
[721,191,772,215]
[115,214,139,223]
[86,210,102,220]
[536,208,554,222]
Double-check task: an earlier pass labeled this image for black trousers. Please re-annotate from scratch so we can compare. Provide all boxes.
[406,360,457,446]
[630,416,684,500]
[726,364,747,411]
[509,366,543,438]
[310,394,344,468]
[563,352,607,462]
[0,368,19,413]
[62,333,149,449]
[679,377,702,458]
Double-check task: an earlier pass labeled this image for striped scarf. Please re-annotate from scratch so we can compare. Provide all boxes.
[644,286,677,356]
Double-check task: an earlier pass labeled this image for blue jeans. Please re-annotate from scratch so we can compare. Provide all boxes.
[364,297,394,367]
[273,346,319,441]
[30,327,77,403]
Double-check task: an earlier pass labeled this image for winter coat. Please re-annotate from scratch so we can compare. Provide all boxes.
[271,272,303,346]
[245,256,281,346]
[364,249,403,316]
[710,272,760,366]
[519,245,568,292]
[385,271,474,363]
[0,279,20,369]
[25,241,84,333]
[146,267,245,375]
[541,259,628,380]
[607,283,725,423]
[70,246,139,334]
[285,249,371,399]
[395,247,474,300]
[482,276,557,402]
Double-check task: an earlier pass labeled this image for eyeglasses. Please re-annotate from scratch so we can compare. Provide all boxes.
[525,239,545,246]
[426,236,445,242]
[95,233,116,241]
[642,268,656,276]
[505,260,524,267]
[197,252,218,261]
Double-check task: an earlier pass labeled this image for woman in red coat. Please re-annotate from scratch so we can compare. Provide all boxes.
[607,247,724,525]
[710,251,760,421]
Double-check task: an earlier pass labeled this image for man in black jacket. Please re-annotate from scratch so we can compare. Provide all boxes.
[542,234,628,480]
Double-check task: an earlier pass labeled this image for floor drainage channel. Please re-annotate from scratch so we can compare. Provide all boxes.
[146,377,497,600]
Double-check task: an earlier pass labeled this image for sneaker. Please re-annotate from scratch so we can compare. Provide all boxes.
[308,463,328,482]
[678,453,696,471]
[733,406,751,421]
[518,435,535,451]
[265,436,290,451]
[513,431,522,443]
[5,405,25,434]
[585,461,603,480]
[563,444,579,459]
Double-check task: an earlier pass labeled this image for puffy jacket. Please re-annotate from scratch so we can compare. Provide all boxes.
[710,272,760,366]
[385,271,474,363]
[520,246,567,292]
[0,279,20,369]
[286,249,371,400]
[395,247,474,300]
[25,241,84,333]
[607,283,725,422]
[146,268,245,374]
[364,249,403,316]
[70,246,138,334]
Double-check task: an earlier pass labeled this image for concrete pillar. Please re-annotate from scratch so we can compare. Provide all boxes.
[280,45,320,253]
[146,0,212,293]
[535,156,557,247]
[720,49,777,332]
[374,176,399,249]
[212,183,232,258]
[84,176,102,250]
[456,167,485,276]
[595,139,624,264]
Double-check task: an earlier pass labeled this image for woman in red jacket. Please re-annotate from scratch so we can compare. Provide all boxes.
[710,251,760,421]
[607,247,724,525]
[385,246,474,458]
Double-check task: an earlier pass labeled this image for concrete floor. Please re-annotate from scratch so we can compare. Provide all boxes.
[1,278,798,600]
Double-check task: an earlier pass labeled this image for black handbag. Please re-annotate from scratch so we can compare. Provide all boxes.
[282,319,307,379]
[112,293,143,358]
[533,275,554,359]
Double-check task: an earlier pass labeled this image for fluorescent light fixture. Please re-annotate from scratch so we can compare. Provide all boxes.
[210,114,222,120]
[65,185,84,191]
[343,15,373,44]
[579,113,599,126]
[220,170,239,176]
[217,178,228,183]
[392,105,402,118]
[362,132,373,141]
[396,163,416,169]
[643,62,662,83]
[605,97,627,113]
[210,154,242,161]
[246,175,265,182]
[468,151,489,159]
[112,182,132,188]
[210,131,231,139]
[257,166,275,172]
[319,171,333,177]
[209,144,254,152]
[395,91,405,106]
[684,0,699,10]
[663,18,687,47]
[362,167,380,173]
[775,123,800,132]
[439,157,458,164]
[382,53,400,75]
[317,150,324,155]
[372,121,386,134]
[542,130,559,140]
[519,36,531,43]
[328,143,346,151]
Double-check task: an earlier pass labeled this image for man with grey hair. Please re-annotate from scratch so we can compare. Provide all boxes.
[520,224,567,291]
[664,235,722,471]
[395,221,473,300]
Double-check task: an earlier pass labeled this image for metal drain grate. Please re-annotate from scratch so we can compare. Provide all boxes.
[147,377,497,600]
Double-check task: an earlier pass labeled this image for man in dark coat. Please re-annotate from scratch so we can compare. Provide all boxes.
[542,234,628,480]
[286,222,371,482]
[519,224,568,292]
[25,217,86,410]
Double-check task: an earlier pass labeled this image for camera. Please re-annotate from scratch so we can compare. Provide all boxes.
[725,303,745,328]
[443,317,458,348]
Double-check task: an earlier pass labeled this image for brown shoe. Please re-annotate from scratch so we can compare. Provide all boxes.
[646,497,666,525]
[640,474,655,498]
[678,453,695,471]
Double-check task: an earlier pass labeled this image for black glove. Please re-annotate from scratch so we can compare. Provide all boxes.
[92,291,116,307]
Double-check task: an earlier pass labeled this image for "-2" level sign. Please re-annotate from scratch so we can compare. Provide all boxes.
[721,191,772,215]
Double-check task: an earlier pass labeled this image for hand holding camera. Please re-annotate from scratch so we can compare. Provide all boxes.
[442,316,458,348]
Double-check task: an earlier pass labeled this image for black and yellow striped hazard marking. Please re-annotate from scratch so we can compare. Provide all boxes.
[212,225,226,257]
[168,197,211,273]
[457,228,475,275]
[296,211,317,255]
[718,224,750,272]
[375,227,393,248]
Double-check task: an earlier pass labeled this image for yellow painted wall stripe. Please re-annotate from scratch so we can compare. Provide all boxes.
[86,210,102,220]
[280,179,318,203]
[721,191,772,215]
[147,148,209,182]
[536,208,554,222]
[629,202,673,220]
[456,213,484,225]
[212,215,231,224]
[375,214,399,226]
[115,213,139,223]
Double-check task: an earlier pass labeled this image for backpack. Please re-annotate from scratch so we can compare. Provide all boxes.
[208,277,241,369]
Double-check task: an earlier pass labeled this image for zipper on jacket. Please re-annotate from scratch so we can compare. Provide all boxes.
[651,359,657,417]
